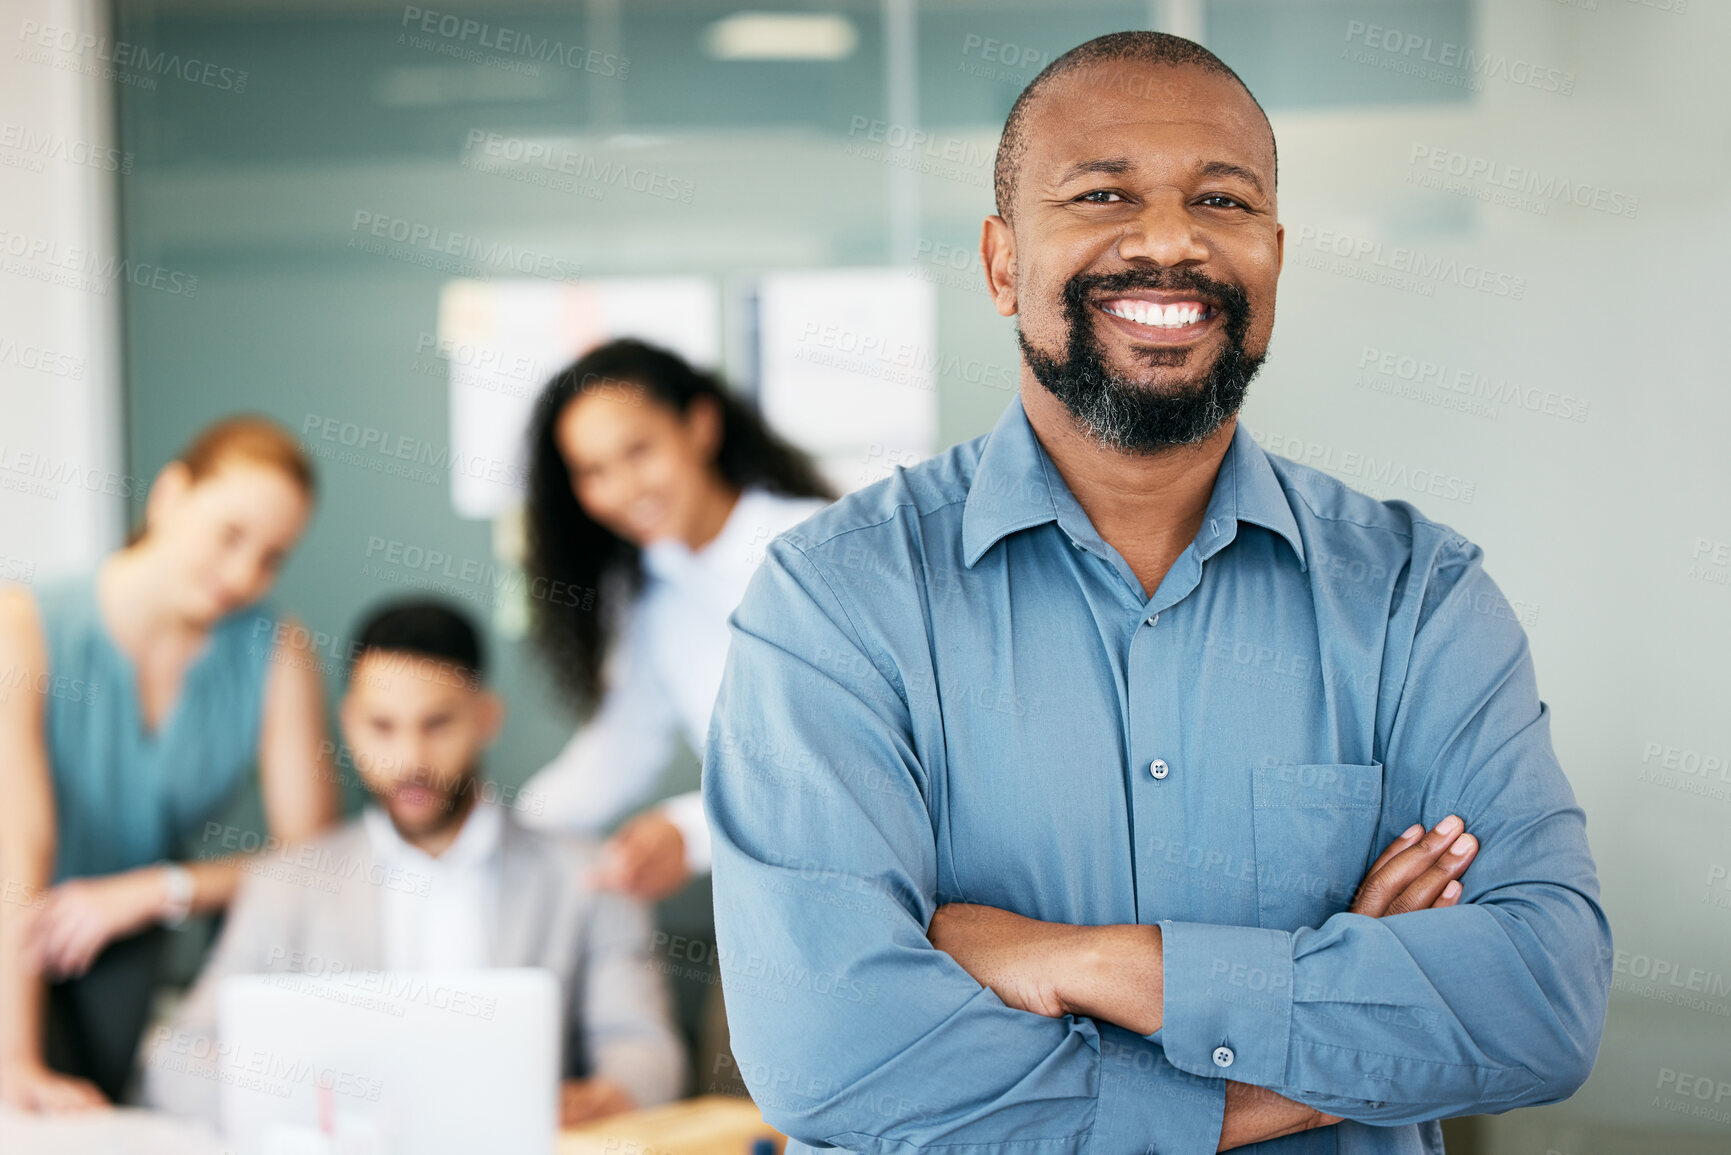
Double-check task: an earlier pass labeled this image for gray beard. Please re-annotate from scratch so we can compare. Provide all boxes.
[1017,279,1264,454]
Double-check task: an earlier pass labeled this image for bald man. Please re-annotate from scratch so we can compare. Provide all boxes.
[705,31,1607,1155]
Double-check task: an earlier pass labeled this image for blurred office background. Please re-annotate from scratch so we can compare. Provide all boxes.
[4,0,1728,1150]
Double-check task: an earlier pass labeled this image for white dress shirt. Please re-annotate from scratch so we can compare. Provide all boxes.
[519,487,828,873]
[364,799,503,972]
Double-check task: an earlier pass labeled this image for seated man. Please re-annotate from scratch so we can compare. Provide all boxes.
[144,598,685,1126]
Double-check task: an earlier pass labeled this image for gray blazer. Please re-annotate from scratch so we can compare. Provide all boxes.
[142,811,686,1122]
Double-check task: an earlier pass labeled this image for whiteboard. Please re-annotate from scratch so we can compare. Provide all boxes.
[442,277,721,519]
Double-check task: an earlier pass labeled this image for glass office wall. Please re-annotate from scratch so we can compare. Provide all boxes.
[107,0,1729,1147]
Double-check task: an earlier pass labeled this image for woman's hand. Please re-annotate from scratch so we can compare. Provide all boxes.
[27,869,167,980]
[0,1056,109,1112]
[590,811,690,902]
[558,1076,635,1126]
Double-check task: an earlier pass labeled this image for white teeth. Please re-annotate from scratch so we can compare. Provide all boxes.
[1102,300,1205,328]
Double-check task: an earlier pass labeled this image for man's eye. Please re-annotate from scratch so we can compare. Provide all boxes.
[1077,189,1125,204]
[1199,194,1245,209]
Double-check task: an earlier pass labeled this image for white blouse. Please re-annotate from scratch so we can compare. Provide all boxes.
[518,488,829,873]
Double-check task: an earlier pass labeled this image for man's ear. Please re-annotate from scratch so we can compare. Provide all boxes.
[1275,221,1285,275]
[980,215,1018,318]
[475,689,505,746]
[336,690,358,745]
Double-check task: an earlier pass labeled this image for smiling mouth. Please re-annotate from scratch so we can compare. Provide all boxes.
[1095,296,1218,332]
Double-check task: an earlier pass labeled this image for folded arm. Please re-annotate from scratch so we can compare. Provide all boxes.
[1159,541,1610,1123]
[936,541,1610,1126]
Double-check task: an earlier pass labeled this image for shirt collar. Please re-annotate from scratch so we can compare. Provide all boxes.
[961,395,1065,568]
[1195,422,1307,571]
[363,796,504,871]
[961,395,1305,571]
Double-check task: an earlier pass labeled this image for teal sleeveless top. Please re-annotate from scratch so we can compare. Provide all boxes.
[35,576,279,882]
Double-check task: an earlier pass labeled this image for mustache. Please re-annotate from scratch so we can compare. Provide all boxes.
[1061,267,1253,334]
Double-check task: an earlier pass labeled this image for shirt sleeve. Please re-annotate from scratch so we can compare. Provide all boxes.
[1157,529,1611,1124]
[705,537,1227,1155]
[519,611,679,836]
[574,886,688,1108]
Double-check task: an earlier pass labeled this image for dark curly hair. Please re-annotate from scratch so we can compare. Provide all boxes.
[523,338,834,709]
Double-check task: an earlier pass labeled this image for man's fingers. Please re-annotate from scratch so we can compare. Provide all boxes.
[1384,834,1477,916]
[1351,815,1466,916]
[1366,824,1424,878]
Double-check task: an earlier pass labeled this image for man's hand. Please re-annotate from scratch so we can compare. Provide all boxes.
[925,904,1085,1018]
[590,810,690,902]
[927,904,1162,1032]
[558,1076,635,1127]
[1350,814,1478,917]
[1218,1082,1340,1151]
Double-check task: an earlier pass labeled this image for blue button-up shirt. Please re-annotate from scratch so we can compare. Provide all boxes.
[704,395,1609,1155]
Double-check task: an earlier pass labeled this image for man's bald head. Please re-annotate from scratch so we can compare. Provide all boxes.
[992,31,1276,224]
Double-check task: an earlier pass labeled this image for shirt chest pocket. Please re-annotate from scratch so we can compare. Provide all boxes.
[1251,762,1384,932]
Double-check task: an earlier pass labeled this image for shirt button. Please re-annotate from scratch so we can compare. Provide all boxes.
[1145,613,1159,626]
[1212,1045,1235,1069]
[1149,759,1169,780]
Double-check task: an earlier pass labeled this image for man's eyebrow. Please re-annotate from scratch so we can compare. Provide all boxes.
[1053,157,1136,185]
[1052,156,1268,196]
[1197,160,1266,195]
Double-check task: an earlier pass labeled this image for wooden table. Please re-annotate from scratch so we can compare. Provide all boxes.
[561,1094,785,1155]
[1,1093,782,1154]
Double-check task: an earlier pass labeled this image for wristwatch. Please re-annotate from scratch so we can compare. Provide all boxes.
[157,862,194,928]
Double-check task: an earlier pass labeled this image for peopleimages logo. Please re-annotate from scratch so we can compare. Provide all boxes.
[397,6,627,78]
[1356,345,1591,424]
[1248,427,1477,505]
[0,122,132,174]
[16,19,249,92]
[460,130,695,204]
[1291,225,1527,300]
[1341,20,1576,95]
[1407,145,1639,219]
[346,211,581,283]
[0,228,199,298]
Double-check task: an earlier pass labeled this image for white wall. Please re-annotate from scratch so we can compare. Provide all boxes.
[1243,2,1731,1146]
[0,0,125,582]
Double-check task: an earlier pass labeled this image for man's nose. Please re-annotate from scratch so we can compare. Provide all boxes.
[1115,195,1210,267]
[384,738,431,780]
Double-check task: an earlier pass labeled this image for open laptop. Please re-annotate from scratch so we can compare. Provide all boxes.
[217,968,559,1155]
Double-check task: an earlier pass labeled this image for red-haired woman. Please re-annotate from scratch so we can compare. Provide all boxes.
[0,417,338,1111]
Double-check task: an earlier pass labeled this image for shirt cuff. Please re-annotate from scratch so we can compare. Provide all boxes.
[1093,1022,1225,1155]
[660,791,712,875]
[1158,919,1295,1089]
